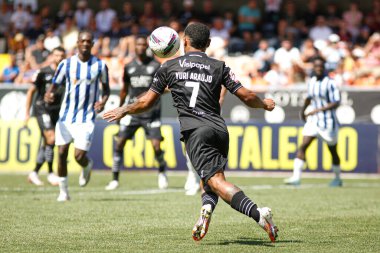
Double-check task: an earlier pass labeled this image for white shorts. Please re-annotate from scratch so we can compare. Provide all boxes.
[302,121,338,145]
[55,121,95,151]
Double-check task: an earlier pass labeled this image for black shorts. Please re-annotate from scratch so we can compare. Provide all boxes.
[183,126,229,184]
[118,120,163,140]
[36,111,59,132]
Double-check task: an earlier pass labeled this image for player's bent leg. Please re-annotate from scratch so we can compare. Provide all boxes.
[106,137,127,190]
[75,149,93,187]
[208,171,279,242]
[284,135,315,185]
[57,144,70,201]
[152,139,168,189]
[327,144,342,187]
[192,183,218,241]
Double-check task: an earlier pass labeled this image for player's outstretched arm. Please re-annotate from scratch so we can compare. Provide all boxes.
[103,89,160,122]
[234,86,275,111]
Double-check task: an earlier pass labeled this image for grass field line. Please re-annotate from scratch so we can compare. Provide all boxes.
[1,182,379,196]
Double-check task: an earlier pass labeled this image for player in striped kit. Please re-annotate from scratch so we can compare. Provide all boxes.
[45,30,110,201]
[284,57,342,187]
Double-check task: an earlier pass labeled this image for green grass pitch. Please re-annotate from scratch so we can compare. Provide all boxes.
[1,172,379,253]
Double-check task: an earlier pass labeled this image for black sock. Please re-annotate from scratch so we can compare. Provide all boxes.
[45,145,54,173]
[34,146,45,173]
[230,191,260,222]
[113,171,119,181]
[155,150,166,173]
[202,192,219,212]
[112,150,122,181]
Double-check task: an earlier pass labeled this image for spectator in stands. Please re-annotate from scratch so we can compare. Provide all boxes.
[58,16,79,55]
[139,0,159,29]
[8,33,27,65]
[207,17,230,59]
[325,2,341,33]
[39,5,52,30]
[299,38,318,74]
[274,39,301,73]
[95,0,117,35]
[264,63,288,87]
[238,0,261,34]
[178,0,196,27]
[55,0,74,26]
[303,0,321,27]
[28,34,49,69]
[102,18,126,57]
[119,1,137,31]
[366,0,380,33]
[160,0,177,26]
[13,0,37,13]
[43,28,62,52]
[198,0,220,27]
[0,2,12,36]
[281,0,298,26]
[24,15,45,43]
[309,16,333,41]
[0,55,19,84]
[14,61,35,84]
[262,0,282,36]
[343,1,363,40]
[253,39,275,73]
[10,3,32,32]
[74,0,93,30]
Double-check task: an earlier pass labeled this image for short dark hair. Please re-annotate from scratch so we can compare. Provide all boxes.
[184,23,210,49]
[78,30,94,40]
[312,56,326,64]
[52,46,65,54]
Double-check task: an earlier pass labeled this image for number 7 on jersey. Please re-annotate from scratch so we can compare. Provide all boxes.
[185,81,200,107]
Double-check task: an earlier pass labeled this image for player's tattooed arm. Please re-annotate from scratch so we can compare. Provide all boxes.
[234,86,275,111]
[103,89,160,122]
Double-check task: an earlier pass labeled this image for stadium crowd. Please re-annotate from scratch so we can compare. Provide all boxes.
[0,0,380,87]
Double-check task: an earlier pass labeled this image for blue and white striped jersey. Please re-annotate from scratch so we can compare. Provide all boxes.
[307,75,340,130]
[52,54,109,123]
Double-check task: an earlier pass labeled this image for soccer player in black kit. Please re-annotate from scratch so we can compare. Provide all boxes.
[25,47,66,186]
[105,36,168,190]
[103,23,279,242]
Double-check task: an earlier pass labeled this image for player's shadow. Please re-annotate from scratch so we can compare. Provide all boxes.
[209,237,301,247]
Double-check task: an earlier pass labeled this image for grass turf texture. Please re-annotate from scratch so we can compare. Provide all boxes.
[0,172,379,253]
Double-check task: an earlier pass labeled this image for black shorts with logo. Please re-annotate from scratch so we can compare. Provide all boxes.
[183,126,229,184]
[36,108,60,133]
[118,119,163,140]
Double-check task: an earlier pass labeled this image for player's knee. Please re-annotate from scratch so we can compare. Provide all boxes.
[74,153,84,163]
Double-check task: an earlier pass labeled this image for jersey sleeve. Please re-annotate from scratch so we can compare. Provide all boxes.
[122,65,130,86]
[52,60,66,86]
[222,63,242,94]
[328,79,340,103]
[150,63,168,94]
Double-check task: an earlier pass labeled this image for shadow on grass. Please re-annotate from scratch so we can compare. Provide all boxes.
[207,237,302,247]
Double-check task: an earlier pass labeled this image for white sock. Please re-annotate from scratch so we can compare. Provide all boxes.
[59,177,68,194]
[332,165,341,179]
[293,158,305,180]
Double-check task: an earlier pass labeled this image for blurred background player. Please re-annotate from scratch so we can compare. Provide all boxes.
[46,30,110,201]
[284,57,342,187]
[25,47,66,186]
[103,23,278,243]
[184,151,200,195]
[105,35,168,191]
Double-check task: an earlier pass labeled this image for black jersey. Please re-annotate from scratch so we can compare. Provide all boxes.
[123,57,161,120]
[34,66,63,114]
[151,51,242,133]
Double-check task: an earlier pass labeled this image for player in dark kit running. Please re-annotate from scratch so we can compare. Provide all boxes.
[25,47,66,186]
[103,23,279,242]
[105,36,168,191]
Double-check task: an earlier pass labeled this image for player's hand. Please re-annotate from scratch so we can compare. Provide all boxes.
[103,107,127,122]
[94,101,106,113]
[263,98,275,111]
[44,92,55,104]
[24,114,30,127]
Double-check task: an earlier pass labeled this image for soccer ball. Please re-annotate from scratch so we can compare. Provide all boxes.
[149,26,180,58]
